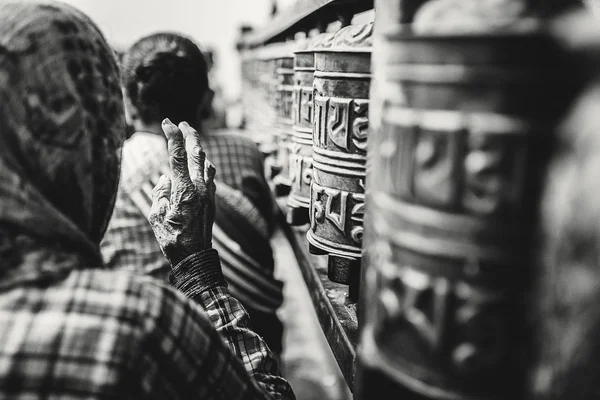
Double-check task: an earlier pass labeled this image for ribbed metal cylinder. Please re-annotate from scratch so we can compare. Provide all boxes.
[306,24,373,298]
[272,43,295,196]
[287,32,336,225]
[355,0,578,398]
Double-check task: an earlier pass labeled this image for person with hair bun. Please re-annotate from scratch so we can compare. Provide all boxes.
[101,32,285,359]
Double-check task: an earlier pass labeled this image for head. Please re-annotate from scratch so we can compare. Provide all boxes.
[0,1,125,259]
[121,32,211,130]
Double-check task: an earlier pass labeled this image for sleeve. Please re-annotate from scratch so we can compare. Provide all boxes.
[143,249,295,400]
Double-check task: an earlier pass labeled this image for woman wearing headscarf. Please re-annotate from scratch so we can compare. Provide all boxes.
[100,32,285,358]
[0,2,294,398]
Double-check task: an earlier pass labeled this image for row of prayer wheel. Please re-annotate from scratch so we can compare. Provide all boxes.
[240,0,583,398]
[242,24,373,302]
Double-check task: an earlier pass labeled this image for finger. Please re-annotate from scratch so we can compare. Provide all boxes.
[205,159,216,187]
[151,174,172,203]
[162,118,192,187]
[149,175,172,222]
[179,121,206,187]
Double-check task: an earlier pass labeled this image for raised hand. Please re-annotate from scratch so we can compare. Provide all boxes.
[149,118,216,266]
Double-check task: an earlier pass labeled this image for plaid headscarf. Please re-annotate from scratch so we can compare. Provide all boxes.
[0,1,125,287]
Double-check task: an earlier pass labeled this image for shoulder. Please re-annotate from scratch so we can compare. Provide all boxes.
[67,269,165,311]
[60,270,217,396]
[122,132,168,162]
[119,132,170,196]
[67,269,210,343]
[75,268,192,308]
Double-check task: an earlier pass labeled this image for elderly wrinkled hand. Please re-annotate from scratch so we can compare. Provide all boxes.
[149,118,216,266]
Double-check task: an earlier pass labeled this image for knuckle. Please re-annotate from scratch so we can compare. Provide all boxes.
[191,145,202,158]
[171,146,186,160]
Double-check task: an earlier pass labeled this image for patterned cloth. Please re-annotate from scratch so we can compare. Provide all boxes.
[0,1,124,262]
[0,2,293,399]
[203,128,276,230]
[0,248,294,399]
[101,131,285,353]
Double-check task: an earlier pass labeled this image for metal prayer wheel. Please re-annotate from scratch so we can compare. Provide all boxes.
[272,43,295,197]
[287,32,335,225]
[258,44,284,183]
[355,5,579,400]
[306,24,373,300]
[240,49,273,150]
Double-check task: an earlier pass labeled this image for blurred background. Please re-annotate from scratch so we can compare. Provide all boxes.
[37,0,373,130]
[43,0,295,105]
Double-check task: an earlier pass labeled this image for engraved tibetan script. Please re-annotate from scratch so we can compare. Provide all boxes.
[313,93,369,152]
[328,98,352,150]
[313,93,329,148]
[312,181,365,245]
[300,88,312,125]
[463,134,526,216]
[376,262,509,376]
[414,129,462,208]
[352,100,368,151]
[289,149,313,188]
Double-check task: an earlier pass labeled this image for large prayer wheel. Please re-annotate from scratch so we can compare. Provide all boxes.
[307,23,373,300]
[355,1,579,399]
[287,32,335,225]
[272,42,295,196]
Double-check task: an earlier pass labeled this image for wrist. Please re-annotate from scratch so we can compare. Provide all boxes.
[167,243,212,266]
[169,249,226,298]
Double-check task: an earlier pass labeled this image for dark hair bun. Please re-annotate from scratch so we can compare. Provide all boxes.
[135,51,203,106]
[122,32,209,124]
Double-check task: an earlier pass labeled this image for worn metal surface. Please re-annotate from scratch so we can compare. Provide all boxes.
[238,0,374,48]
[356,5,578,400]
[287,33,334,225]
[239,45,280,163]
[278,199,358,392]
[248,43,294,185]
[240,49,275,151]
[273,44,296,196]
[307,23,372,294]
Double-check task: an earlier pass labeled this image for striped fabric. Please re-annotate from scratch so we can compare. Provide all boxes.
[211,191,284,315]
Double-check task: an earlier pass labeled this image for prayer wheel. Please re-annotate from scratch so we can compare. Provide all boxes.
[306,23,373,300]
[258,44,284,183]
[272,42,295,197]
[287,32,335,225]
[354,0,579,398]
[240,48,271,149]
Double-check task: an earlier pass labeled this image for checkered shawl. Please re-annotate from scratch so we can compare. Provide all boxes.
[0,250,294,399]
